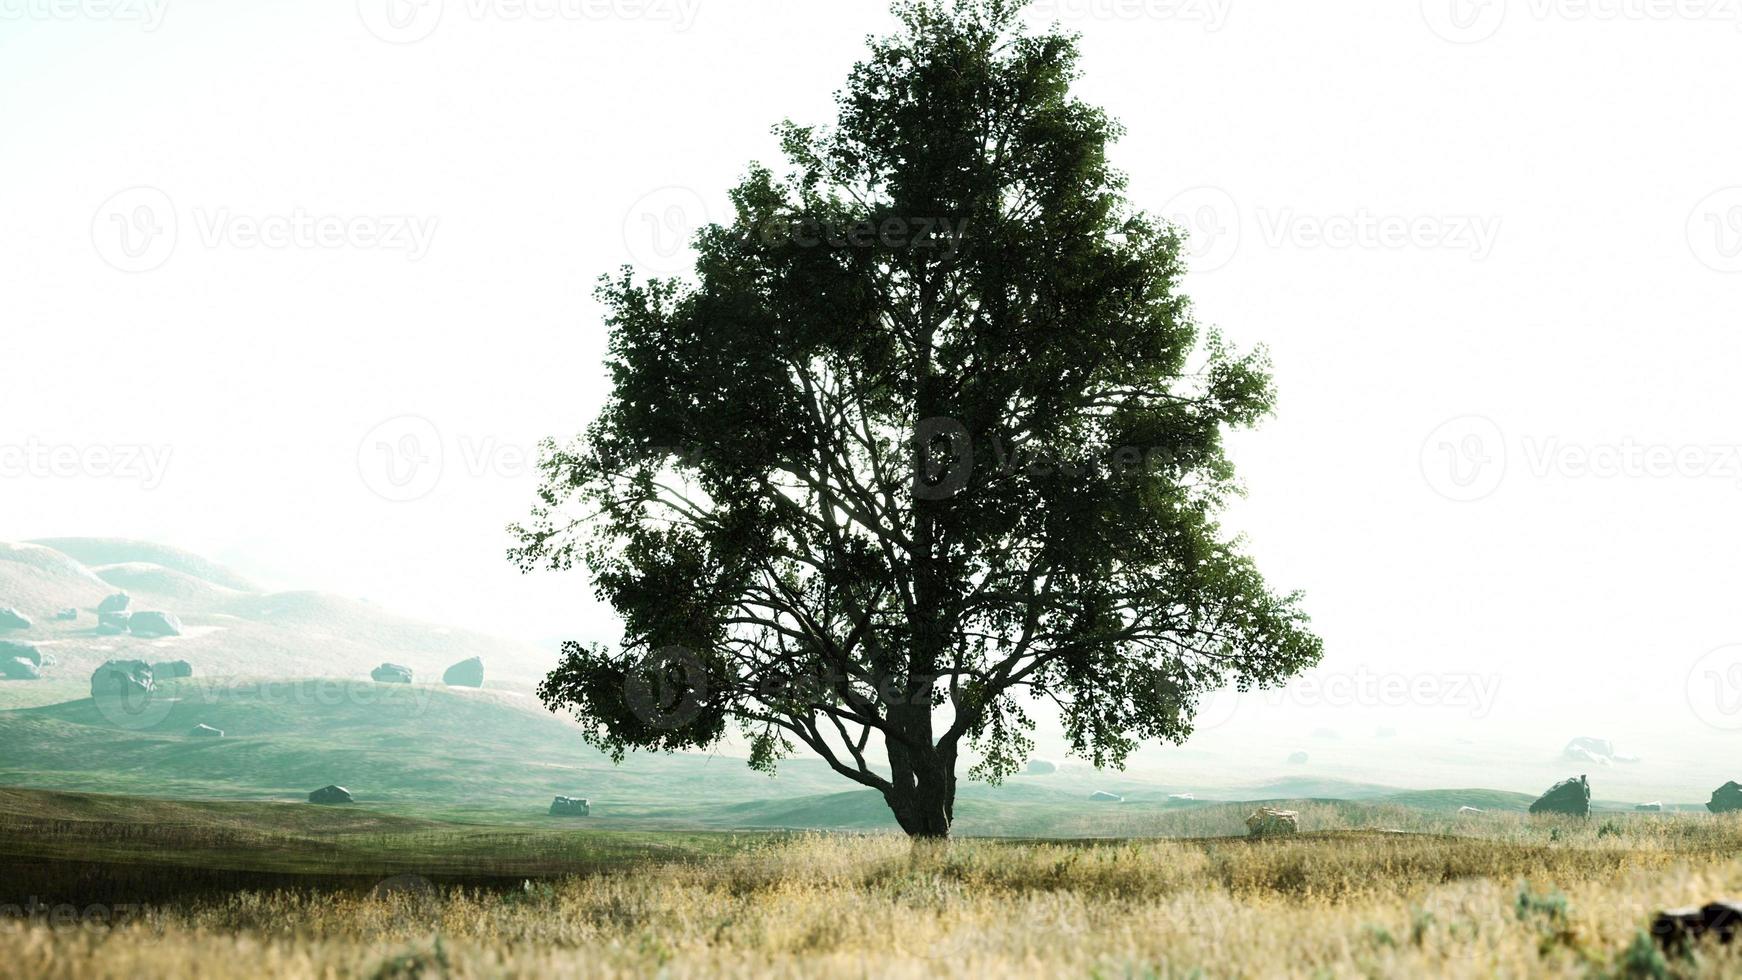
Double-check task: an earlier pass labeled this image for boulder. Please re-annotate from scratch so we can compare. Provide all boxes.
[0,607,31,630]
[97,593,131,615]
[0,640,42,667]
[1458,806,1485,814]
[1653,901,1742,952]
[189,724,223,737]
[1,658,40,680]
[1023,758,1057,775]
[371,663,414,684]
[1089,791,1123,803]
[54,608,78,622]
[152,660,193,680]
[1529,775,1591,817]
[1246,807,1300,837]
[1706,782,1742,814]
[97,611,132,634]
[1563,736,1614,760]
[127,611,183,638]
[1287,751,1310,764]
[1636,802,1663,812]
[549,796,591,817]
[442,656,484,688]
[1562,736,1638,765]
[308,785,353,805]
[90,660,154,700]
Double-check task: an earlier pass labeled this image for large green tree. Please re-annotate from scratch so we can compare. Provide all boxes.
[512,0,1321,838]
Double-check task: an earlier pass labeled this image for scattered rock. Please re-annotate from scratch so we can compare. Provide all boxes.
[1529,774,1591,817]
[1287,751,1310,765]
[90,660,154,700]
[1562,736,1639,766]
[308,785,354,805]
[1706,782,1742,814]
[0,608,31,630]
[54,608,78,622]
[442,656,484,688]
[97,611,132,635]
[1,657,40,680]
[127,611,183,638]
[1653,901,1742,953]
[189,724,223,737]
[1636,802,1663,812]
[152,660,193,680]
[371,663,414,684]
[1023,759,1057,775]
[1563,736,1613,759]
[1,640,43,667]
[1246,807,1300,837]
[1,641,43,680]
[1089,791,1123,803]
[549,796,591,817]
[97,593,131,615]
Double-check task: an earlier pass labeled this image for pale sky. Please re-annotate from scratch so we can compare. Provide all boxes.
[5,0,1742,786]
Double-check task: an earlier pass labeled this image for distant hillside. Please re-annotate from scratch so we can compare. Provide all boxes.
[0,677,846,820]
[29,538,258,591]
[0,538,556,695]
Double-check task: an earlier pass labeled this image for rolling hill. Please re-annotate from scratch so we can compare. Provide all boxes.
[0,537,557,700]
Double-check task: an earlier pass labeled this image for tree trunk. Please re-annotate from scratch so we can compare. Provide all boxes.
[883,752,956,838]
[883,700,956,838]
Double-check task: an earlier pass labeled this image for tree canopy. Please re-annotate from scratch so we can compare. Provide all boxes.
[512,0,1322,838]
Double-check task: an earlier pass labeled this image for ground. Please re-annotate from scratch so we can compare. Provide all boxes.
[4,788,1740,978]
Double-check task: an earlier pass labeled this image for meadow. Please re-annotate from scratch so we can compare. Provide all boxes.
[5,788,1742,978]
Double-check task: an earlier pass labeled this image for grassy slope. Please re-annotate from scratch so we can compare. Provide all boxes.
[0,677,1698,836]
[0,679,853,823]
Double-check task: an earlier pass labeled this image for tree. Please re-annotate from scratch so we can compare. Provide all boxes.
[511,0,1322,839]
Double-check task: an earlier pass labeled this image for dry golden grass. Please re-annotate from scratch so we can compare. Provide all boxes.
[8,813,1742,978]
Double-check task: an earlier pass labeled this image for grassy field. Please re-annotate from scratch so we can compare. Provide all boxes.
[5,788,1742,977]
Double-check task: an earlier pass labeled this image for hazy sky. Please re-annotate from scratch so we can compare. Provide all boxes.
[6,1,1742,776]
